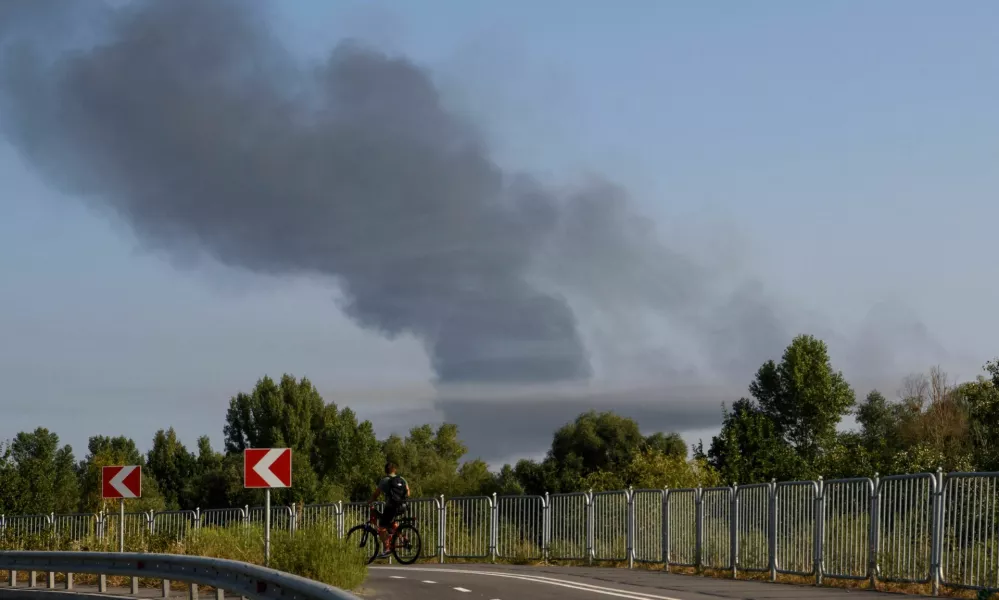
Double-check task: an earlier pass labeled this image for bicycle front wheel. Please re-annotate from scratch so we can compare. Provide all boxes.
[346,524,380,565]
[391,523,422,564]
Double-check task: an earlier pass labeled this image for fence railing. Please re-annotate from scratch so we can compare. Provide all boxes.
[2,469,998,596]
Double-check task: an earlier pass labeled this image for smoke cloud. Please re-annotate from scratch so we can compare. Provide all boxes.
[1,0,600,384]
[0,0,944,398]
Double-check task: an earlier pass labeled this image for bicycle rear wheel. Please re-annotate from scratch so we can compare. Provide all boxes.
[346,524,380,565]
[391,523,422,564]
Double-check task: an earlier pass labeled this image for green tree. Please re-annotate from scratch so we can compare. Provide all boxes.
[543,410,646,491]
[453,459,496,496]
[184,436,233,509]
[0,442,13,512]
[584,448,721,491]
[708,398,806,484]
[223,374,330,505]
[691,439,707,460]
[892,368,972,473]
[644,432,687,459]
[382,423,467,497]
[223,374,325,453]
[146,428,198,510]
[2,428,78,514]
[511,459,558,496]
[854,390,905,474]
[490,464,526,496]
[750,334,856,465]
[312,404,384,502]
[818,431,877,479]
[78,435,165,513]
[962,362,999,471]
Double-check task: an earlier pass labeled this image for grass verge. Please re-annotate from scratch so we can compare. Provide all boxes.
[0,519,367,592]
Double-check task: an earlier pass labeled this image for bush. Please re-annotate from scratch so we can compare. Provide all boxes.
[272,520,367,591]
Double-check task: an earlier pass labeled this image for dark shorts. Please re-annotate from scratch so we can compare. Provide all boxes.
[378,503,405,528]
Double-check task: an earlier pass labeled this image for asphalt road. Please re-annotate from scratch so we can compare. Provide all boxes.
[1,566,935,600]
[358,564,933,600]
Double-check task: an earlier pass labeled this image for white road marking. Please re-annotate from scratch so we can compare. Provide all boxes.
[453,588,471,593]
[372,567,685,600]
[421,580,437,584]
[389,576,405,579]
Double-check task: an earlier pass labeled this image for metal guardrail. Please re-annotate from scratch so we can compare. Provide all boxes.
[0,551,360,600]
[2,469,999,597]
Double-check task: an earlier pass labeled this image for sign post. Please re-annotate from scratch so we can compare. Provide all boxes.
[244,448,292,566]
[101,465,141,553]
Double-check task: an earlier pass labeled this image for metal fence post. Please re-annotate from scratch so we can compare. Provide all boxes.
[815,476,825,586]
[869,473,880,588]
[490,493,498,564]
[662,487,671,572]
[930,468,944,597]
[586,489,594,566]
[542,492,550,563]
[768,479,777,582]
[695,487,703,572]
[731,483,739,580]
[627,486,634,569]
[438,495,446,564]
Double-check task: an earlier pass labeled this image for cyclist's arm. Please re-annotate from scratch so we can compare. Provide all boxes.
[368,487,381,504]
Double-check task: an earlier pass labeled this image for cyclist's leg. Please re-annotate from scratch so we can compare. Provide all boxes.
[386,504,407,548]
[377,506,398,553]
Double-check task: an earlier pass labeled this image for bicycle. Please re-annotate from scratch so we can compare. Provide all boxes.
[345,505,422,565]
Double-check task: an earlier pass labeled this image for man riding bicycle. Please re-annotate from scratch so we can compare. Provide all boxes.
[368,461,410,558]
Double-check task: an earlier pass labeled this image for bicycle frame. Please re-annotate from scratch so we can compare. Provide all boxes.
[368,507,399,536]
[350,507,421,565]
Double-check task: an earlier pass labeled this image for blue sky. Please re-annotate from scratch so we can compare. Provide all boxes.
[2,0,998,465]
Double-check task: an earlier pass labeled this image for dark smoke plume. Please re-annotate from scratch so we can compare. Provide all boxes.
[0,0,863,390]
[0,0,603,384]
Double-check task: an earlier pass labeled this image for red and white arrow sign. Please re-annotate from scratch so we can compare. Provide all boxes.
[102,465,142,499]
[244,448,292,488]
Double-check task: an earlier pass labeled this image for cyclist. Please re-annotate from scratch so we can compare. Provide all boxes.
[368,461,410,557]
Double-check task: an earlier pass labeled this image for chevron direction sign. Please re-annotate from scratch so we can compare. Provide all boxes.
[102,465,142,499]
[244,448,292,488]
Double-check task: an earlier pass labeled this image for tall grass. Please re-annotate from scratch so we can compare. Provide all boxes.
[0,518,367,592]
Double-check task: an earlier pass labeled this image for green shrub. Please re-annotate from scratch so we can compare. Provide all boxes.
[271,520,366,590]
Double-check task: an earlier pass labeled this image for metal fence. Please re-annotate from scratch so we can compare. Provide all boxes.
[2,469,998,596]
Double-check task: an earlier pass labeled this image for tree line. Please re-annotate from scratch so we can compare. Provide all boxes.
[2,334,998,516]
